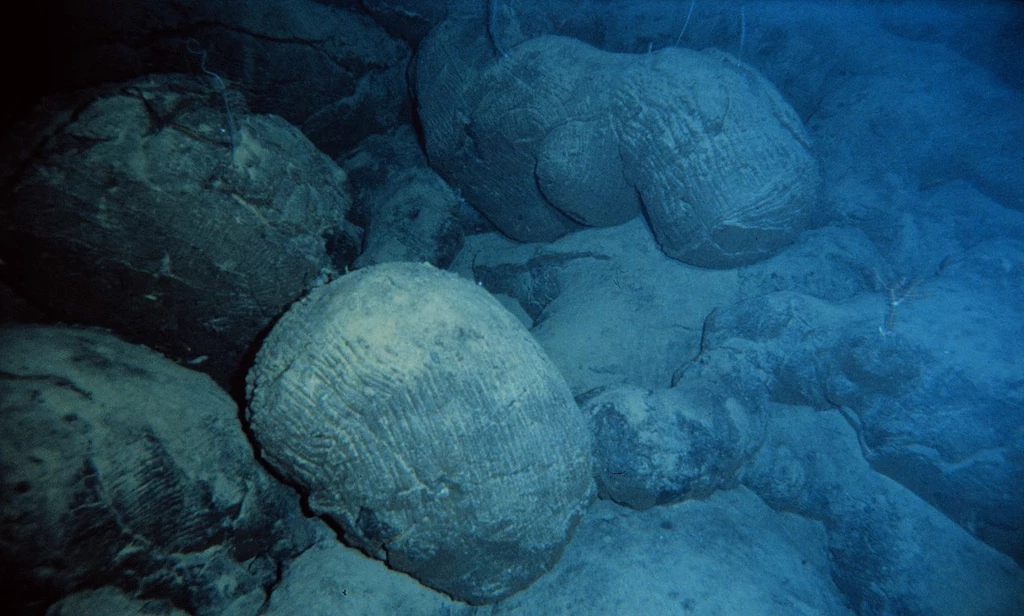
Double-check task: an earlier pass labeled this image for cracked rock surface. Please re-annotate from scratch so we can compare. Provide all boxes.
[0,324,314,616]
[0,74,361,385]
[246,262,595,604]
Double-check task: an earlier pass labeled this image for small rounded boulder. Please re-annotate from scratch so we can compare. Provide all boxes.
[245,262,594,604]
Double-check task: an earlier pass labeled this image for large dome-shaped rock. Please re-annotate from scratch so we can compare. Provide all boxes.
[246,262,594,604]
[415,20,638,242]
[0,74,362,385]
[0,325,311,615]
[614,48,820,268]
[415,19,819,267]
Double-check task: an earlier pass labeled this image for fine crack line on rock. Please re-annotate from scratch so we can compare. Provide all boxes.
[0,371,93,400]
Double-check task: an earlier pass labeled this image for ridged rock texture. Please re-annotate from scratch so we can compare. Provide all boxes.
[0,74,362,385]
[0,325,310,616]
[246,262,594,604]
[415,18,820,268]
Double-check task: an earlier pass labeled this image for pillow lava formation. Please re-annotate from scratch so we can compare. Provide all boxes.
[245,262,594,604]
[415,19,820,268]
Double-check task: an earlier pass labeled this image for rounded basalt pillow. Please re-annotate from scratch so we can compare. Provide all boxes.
[0,325,309,615]
[579,382,766,511]
[245,262,594,604]
[415,20,819,268]
[0,74,362,386]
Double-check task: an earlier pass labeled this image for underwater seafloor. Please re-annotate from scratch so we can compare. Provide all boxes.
[1,1,1023,615]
